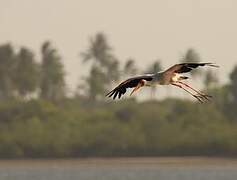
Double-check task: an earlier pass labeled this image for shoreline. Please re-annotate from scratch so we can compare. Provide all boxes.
[0,157,237,167]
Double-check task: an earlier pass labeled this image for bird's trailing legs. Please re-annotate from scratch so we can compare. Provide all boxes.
[177,81,212,101]
[130,80,145,96]
[171,83,206,103]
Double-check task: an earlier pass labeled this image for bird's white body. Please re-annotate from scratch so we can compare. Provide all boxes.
[144,72,183,86]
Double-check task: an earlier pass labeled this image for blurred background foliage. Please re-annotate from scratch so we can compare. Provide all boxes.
[0,32,237,158]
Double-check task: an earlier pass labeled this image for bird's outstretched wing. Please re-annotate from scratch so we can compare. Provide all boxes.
[164,63,219,74]
[106,75,153,100]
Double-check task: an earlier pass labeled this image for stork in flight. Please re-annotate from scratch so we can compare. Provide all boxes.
[106,63,219,103]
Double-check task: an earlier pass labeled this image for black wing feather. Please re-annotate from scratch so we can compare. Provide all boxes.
[166,63,219,74]
[106,75,153,100]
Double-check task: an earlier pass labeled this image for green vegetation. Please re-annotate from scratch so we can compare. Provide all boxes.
[0,97,236,158]
[0,33,237,158]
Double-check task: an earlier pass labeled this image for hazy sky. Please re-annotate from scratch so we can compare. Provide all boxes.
[0,0,237,92]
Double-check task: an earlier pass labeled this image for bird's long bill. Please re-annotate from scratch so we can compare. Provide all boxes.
[130,85,141,96]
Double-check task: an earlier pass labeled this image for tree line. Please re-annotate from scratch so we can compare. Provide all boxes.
[0,32,237,158]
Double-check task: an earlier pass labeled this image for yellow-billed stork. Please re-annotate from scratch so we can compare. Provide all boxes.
[106,63,219,102]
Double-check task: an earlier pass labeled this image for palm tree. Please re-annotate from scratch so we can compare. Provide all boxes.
[0,44,16,99]
[40,41,66,101]
[81,33,113,67]
[14,47,40,97]
[80,33,120,100]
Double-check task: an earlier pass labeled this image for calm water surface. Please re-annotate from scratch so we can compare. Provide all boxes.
[0,158,237,180]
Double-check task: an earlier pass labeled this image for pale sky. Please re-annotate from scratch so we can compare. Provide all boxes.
[0,0,236,94]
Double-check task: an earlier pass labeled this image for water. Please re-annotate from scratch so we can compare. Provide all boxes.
[0,158,237,180]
